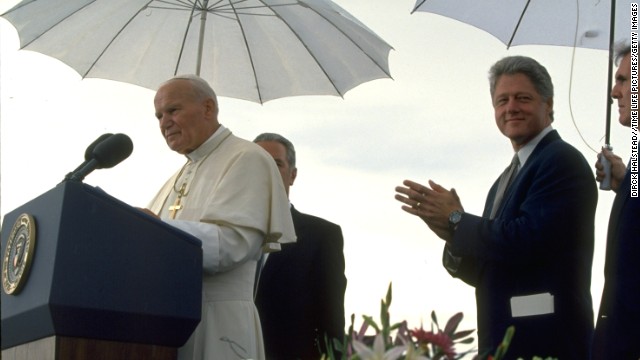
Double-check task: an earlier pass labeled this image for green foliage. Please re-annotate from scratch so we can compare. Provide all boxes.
[322,282,475,360]
[321,284,555,360]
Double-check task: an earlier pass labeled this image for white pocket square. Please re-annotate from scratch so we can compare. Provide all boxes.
[510,292,554,318]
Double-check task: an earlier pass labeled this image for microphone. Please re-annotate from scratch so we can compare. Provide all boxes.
[67,133,134,182]
[92,133,134,169]
[64,133,114,180]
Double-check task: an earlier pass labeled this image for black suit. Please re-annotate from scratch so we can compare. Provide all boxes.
[255,205,347,359]
[592,166,640,359]
[446,131,597,359]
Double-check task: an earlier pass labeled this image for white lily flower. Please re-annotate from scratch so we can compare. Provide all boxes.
[351,333,406,360]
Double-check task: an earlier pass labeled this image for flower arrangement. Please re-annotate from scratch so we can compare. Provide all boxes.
[322,283,557,360]
[322,282,475,360]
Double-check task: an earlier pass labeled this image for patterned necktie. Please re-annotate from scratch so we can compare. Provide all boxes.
[490,153,520,219]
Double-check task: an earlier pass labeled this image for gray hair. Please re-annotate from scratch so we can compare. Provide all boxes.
[253,132,296,169]
[163,74,219,115]
[489,56,554,120]
[614,43,631,65]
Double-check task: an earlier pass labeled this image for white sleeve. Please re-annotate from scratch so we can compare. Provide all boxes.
[164,219,262,275]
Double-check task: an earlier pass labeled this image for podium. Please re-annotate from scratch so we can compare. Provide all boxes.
[1,181,203,359]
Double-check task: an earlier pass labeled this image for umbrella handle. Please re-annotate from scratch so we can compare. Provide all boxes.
[598,145,613,191]
[604,0,616,145]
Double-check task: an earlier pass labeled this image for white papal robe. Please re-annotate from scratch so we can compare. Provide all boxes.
[148,126,296,360]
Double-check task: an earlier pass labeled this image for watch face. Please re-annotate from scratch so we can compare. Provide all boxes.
[2,214,37,295]
[449,211,463,229]
[449,211,462,223]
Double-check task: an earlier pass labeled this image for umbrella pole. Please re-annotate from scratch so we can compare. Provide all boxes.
[605,0,616,146]
[196,0,210,76]
[599,0,617,191]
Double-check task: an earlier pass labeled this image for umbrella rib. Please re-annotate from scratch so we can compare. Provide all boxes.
[277,0,393,93]
[0,0,36,16]
[227,0,264,103]
[257,0,342,96]
[410,0,428,14]
[208,0,297,12]
[5,0,100,49]
[84,0,157,78]
[314,7,394,81]
[209,0,247,11]
[174,1,201,75]
[507,0,532,48]
[208,1,298,19]
[152,0,197,10]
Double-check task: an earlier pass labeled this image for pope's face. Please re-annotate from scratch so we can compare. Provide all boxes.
[611,53,633,128]
[154,79,217,154]
[493,73,553,150]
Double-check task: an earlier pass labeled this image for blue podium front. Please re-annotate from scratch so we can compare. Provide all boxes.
[1,181,202,350]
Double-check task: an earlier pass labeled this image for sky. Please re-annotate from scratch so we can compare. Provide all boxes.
[0,0,636,355]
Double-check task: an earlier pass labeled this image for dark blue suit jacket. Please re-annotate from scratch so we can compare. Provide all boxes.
[592,166,640,359]
[255,206,346,359]
[445,131,597,359]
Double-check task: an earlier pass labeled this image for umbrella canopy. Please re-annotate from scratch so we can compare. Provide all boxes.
[1,0,393,104]
[412,0,632,144]
[412,0,631,50]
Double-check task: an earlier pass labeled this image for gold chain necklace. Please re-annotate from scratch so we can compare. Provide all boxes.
[166,131,232,219]
[171,131,232,198]
[172,161,193,197]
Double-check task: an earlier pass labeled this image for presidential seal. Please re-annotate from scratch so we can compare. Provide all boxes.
[2,213,36,295]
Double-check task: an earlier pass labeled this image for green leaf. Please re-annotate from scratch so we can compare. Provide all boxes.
[457,337,475,344]
[362,315,380,333]
[385,282,393,306]
[444,312,463,335]
[492,326,515,360]
[381,300,389,325]
[431,310,439,329]
[451,329,475,340]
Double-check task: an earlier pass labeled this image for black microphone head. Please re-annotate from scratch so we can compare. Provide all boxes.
[84,133,114,161]
[63,133,114,181]
[92,133,134,169]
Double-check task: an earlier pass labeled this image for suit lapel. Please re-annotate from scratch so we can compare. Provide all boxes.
[488,130,560,218]
[511,130,559,184]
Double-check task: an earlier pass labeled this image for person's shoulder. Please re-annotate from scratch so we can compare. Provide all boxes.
[226,133,262,151]
[294,208,341,230]
[537,131,587,161]
[532,132,595,184]
[293,209,344,246]
[224,134,274,160]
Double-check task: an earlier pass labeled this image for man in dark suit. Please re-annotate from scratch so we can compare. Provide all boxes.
[395,56,597,359]
[253,132,347,359]
[592,45,640,360]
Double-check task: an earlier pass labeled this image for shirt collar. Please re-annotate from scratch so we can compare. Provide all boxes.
[186,124,227,162]
[516,125,553,168]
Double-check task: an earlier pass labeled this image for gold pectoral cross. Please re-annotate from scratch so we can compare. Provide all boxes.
[169,183,186,219]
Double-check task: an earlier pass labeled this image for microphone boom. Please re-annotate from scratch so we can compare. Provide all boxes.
[64,133,133,182]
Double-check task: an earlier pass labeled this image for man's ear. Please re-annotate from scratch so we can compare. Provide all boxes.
[204,98,217,117]
[546,97,554,122]
[290,167,298,186]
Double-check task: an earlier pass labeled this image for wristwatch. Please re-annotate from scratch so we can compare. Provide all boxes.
[448,210,464,231]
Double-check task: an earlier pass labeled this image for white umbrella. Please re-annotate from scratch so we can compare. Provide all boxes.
[1,0,393,104]
[412,0,633,144]
[412,0,632,50]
